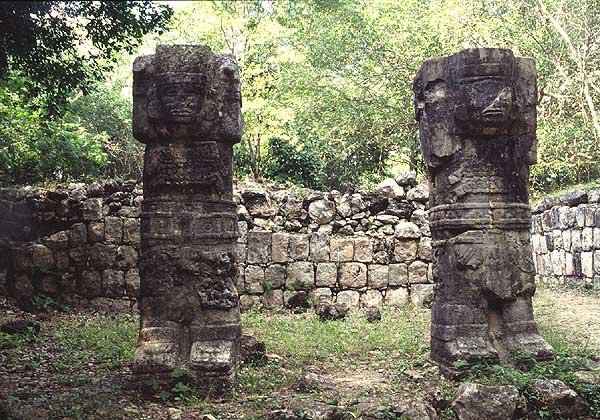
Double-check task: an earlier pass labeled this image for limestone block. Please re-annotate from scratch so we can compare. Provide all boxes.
[309,232,330,262]
[90,243,117,269]
[105,217,123,243]
[581,251,594,278]
[594,250,600,275]
[551,230,562,250]
[408,260,429,284]
[286,262,315,290]
[271,232,290,263]
[122,218,140,244]
[54,250,70,270]
[289,234,309,260]
[389,263,409,286]
[550,250,564,276]
[377,178,405,199]
[575,205,587,227]
[265,264,286,289]
[354,237,373,262]
[116,245,138,269]
[236,266,245,292]
[593,227,600,249]
[406,184,428,202]
[316,262,337,287]
[330,237,354,262]
[240,295,260,311]
[368,264,389,289]
[244,265,265,294]
[336,290,360,307]
[43,231,69,250]
[247,231,272,264]
[418,237,432,261]
[582,227,593,251]
[410,284,433,307]
[393,240,418,263]
[394,221,421,239]
[561,230,571,252]
[238,221,248,243]
[339,262,367,289]
[262,289,284,309]
[308,199,336,224]
[88,222,105,242]
[558,206,575,229]
[571,230,582,252]
[236,243,247,264]
[82,198,103,221]
[68,223,87,245]
[125,269,140,298]
[361,289,383,308]
[585,206,596,226]
[69,246,89,267]
[564,252,575,276]
[311,287,333,303]
[385,287,409,307]
[101,269,124,298]
[31,244,54,269]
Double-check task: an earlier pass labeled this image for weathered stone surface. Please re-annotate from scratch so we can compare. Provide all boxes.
[244,265,265,294]
[353,236,373,262]
[132,45,242,390]
[315,300,348,321]
[411,284,433,307]
[330,237,354,262]
[272,232,290,263]
[393,240,418,262]
[31,244,53,269]
[389,263,409,286]
[309,232,330,262]
[452,382,520,420]
[82,198,103,221]
[528,379,586,419]
[265,264,286,289]
[395,171,418,187]
[285,290,310,309]
[385,287,409,306]
[336,290,360,307]
[415,48,553,376]
[395,221,421,239]
[240,335,266,365]
[409,260,429,284]
[368,264,389,288]
[377,178,405,199]
[286,262,314,290]
[288,234,309,260]
[361,290,383,308]
[308,199,336,224]
[88,222,105,242]
[248,231,272,264]
[315,262,337,287]
[365,306,382,322]
[339,262,367,289]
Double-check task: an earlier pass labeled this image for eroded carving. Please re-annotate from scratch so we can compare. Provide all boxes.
[414,48,553,377]
[132,44,242,392]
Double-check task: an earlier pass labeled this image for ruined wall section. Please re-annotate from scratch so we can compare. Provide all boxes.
[531,188,600,289]
[0,174,434,310]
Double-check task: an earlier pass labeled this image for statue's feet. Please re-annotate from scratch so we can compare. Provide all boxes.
[189,339,236,373]
[432,336,499,378]
[503,333,555,362]
[133,340,181,374]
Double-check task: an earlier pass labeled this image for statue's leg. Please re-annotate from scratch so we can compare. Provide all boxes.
[431,233,499,377]
[498,297,554,362]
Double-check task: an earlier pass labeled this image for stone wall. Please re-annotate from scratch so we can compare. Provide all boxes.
[531,188,600,289]
[0,173,434,310]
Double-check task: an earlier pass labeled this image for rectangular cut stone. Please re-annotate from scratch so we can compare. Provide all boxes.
[368,264,388,288]
[593,228,600,249]
[289,234,309,260]
[247,231,272,264]
[336,290,360,307]
[189,340,234,371]
[562,230,571,252]
[236,243,247,264]
[123,218,140,244]
[408,260,429,284]
[244,265,264,294]
[265,264,286,289]
[393,240,418,263]
[550,250,564,276]
[385,287,409,307]
[582,228,593,251]
[286,262,314,290]
[237,221,248,243]
[551,230,562,250]
[338,262,367,289]
[594,251,600,275]
[105,217,123,243]
[316,262,337,287]
[309,232,330,262]
[360,289,383,307]
[311,287,333,303]
[354,237,373,262]
[418,237,432,261]
[262,289,284,309]
[581,251,594,278]
[389,263,408,286]
[410,284,433,307]
[575,205,587,227]
[330,237,354,262]
[564,252,575,276]
[272,232,290,263]
[571,230,582,252]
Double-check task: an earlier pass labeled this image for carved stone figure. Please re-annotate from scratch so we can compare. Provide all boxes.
[414,48,554,377]
[132,45,242,392]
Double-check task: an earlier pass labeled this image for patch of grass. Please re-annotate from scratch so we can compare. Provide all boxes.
[241,306,430,369]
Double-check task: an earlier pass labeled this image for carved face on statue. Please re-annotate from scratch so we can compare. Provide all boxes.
[216,57,242,142]
[452,49,521,136]
[157,76,206,124]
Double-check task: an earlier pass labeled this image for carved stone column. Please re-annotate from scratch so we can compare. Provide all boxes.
[414,48,554,377]
[132,45,242,392]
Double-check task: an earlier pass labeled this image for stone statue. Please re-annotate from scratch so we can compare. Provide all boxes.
[132,45,242,392]
[414,48,554,377]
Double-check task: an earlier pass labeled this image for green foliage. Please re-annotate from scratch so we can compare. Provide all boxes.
[0,75,108,184]
[263,137,324,189]
[0,1,172,114]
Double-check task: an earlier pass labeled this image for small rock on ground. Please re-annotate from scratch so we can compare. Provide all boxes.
[452,382,521,420]
[315,300,349,321]
[240,335,266,365]
[365,306,381,323]
[528,379,587,419]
